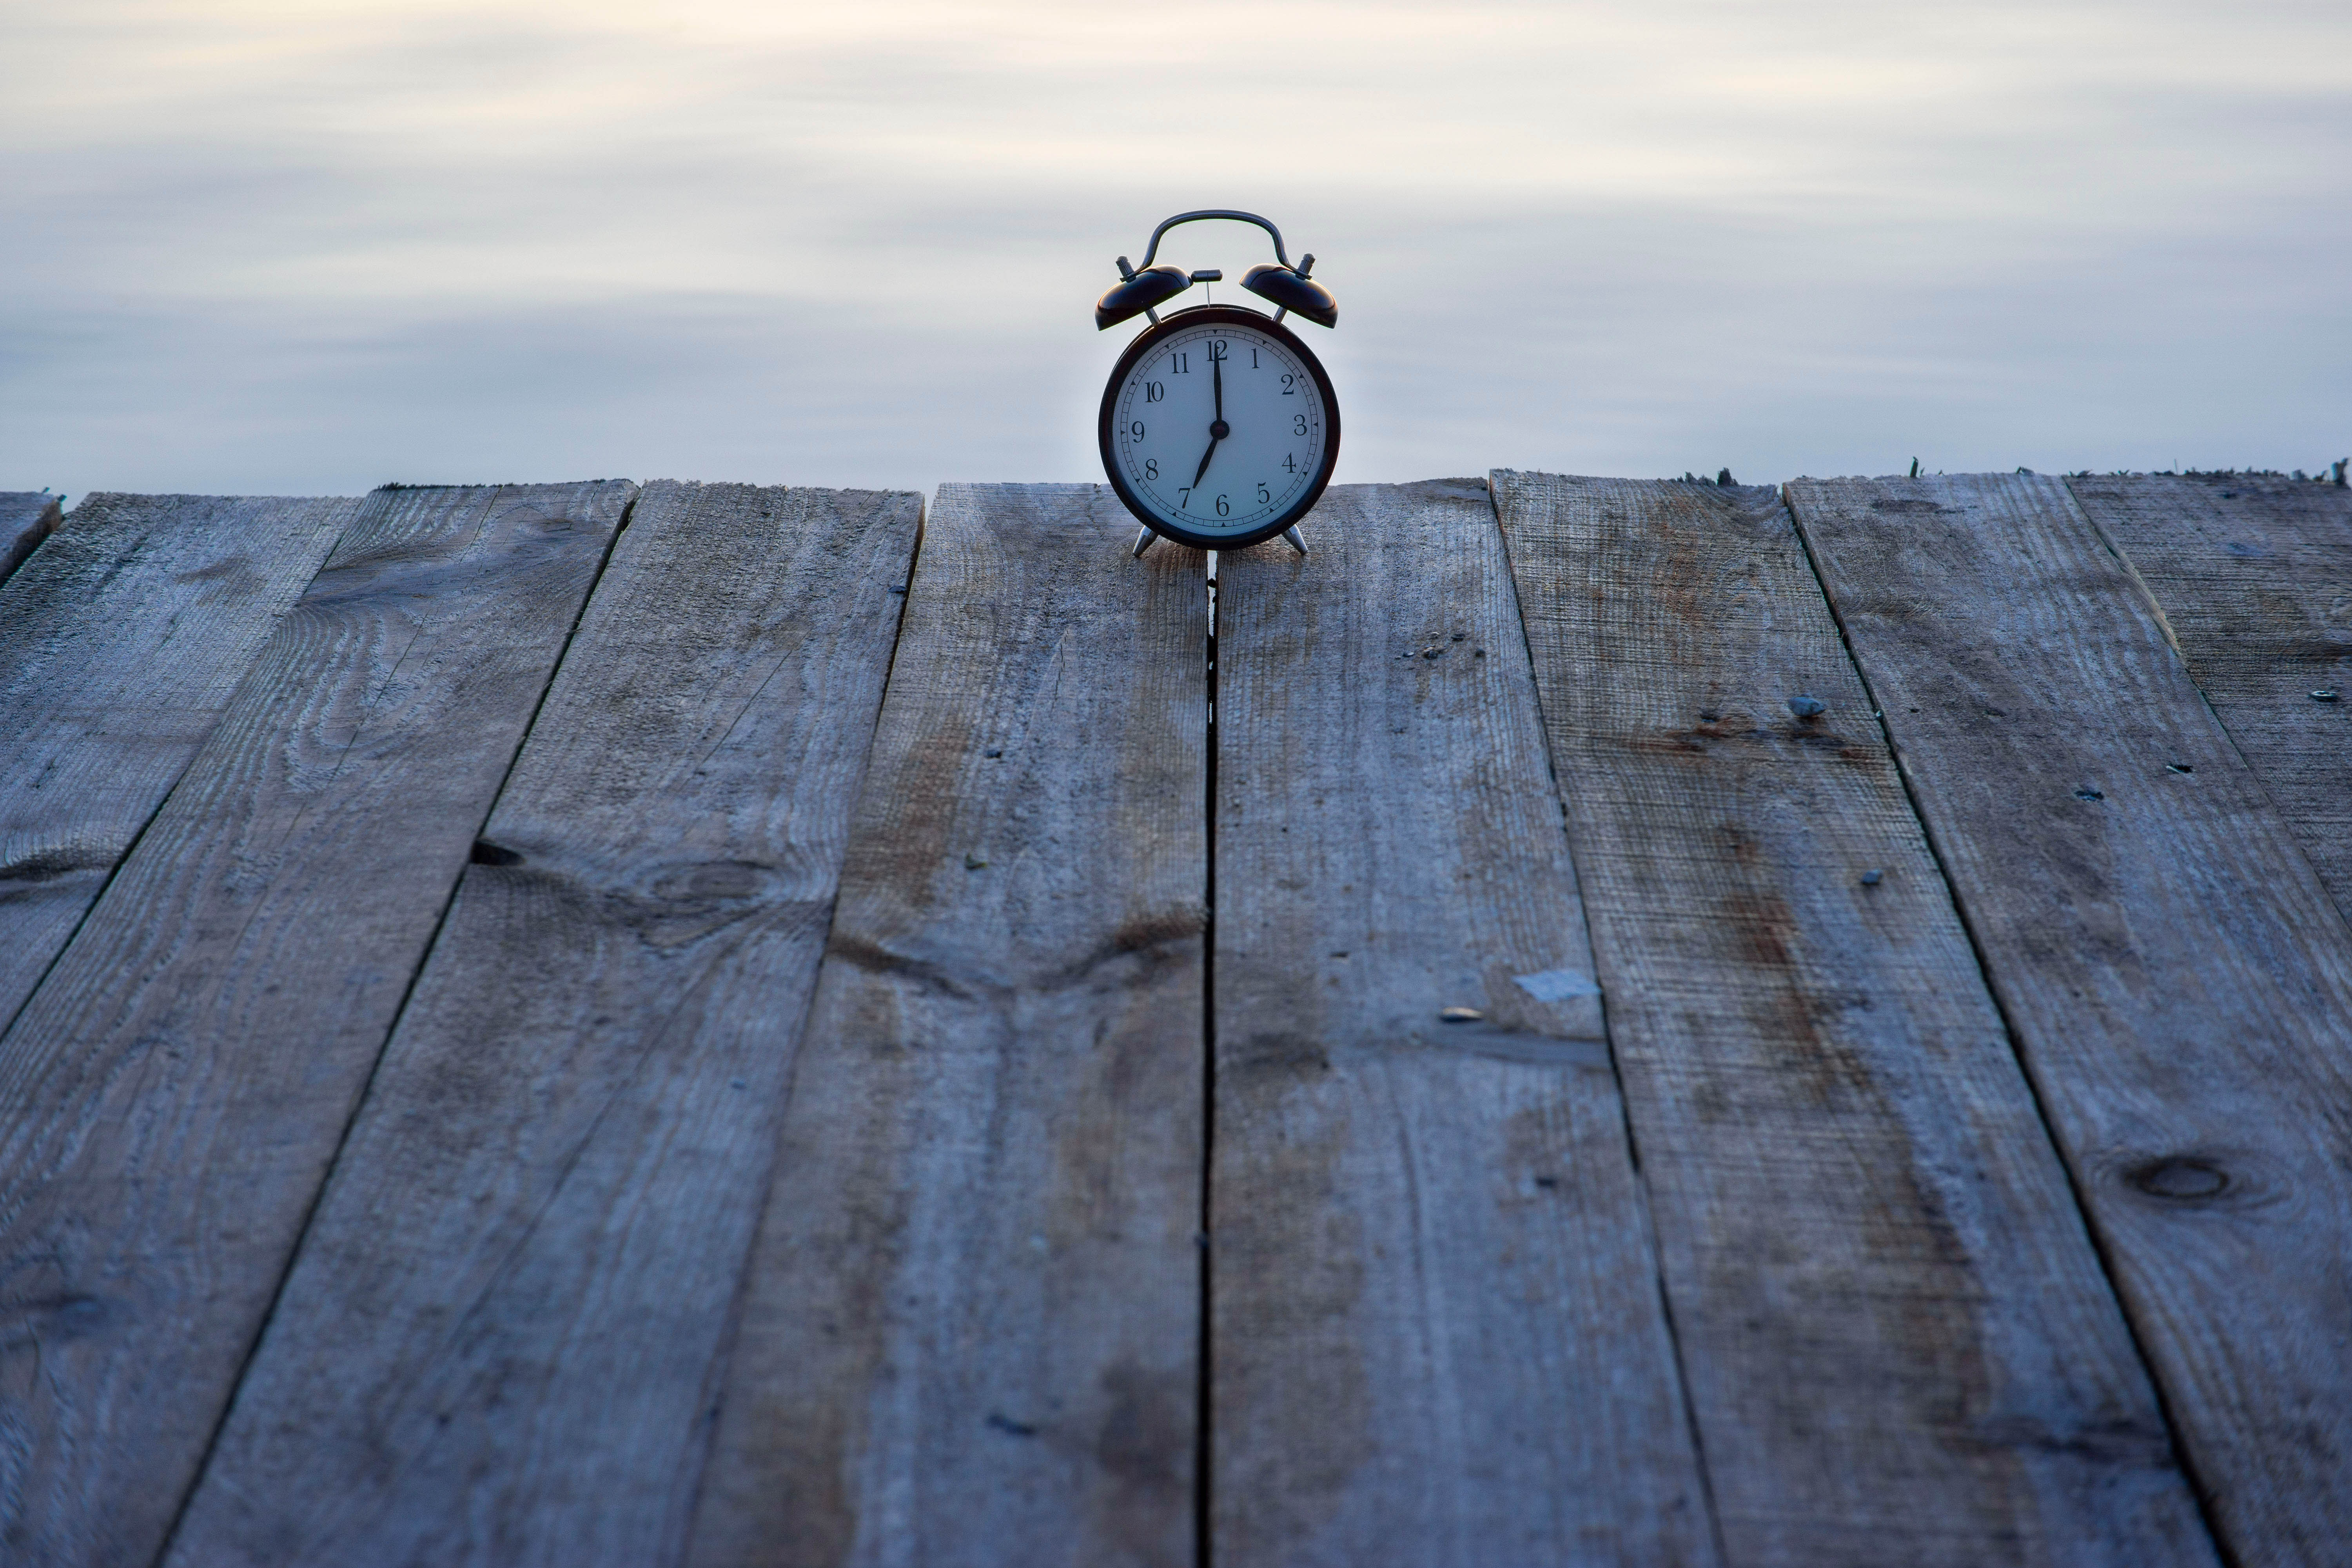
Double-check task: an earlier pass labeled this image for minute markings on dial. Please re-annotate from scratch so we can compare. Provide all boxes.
[1117,321,1320,534]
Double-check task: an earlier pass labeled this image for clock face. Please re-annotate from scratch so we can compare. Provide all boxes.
[1099,305,1339,550]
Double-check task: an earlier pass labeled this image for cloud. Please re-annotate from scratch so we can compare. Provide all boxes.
[3,0,2346,495]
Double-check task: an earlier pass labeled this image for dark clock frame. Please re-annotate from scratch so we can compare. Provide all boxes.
[1097,303,1341,552]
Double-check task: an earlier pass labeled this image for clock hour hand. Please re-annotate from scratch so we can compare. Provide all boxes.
[1213,353,1223,422]
[1191,434,1220,490]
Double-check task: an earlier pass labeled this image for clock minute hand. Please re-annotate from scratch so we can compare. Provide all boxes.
[1192,356,1231,492]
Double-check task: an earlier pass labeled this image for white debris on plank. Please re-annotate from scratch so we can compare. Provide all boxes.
[1513,968,1602,1003]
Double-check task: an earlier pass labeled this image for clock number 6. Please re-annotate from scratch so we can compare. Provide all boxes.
[1215,495,1230,517]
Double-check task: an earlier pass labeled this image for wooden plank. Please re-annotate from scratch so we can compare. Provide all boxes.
[2063,473,2352,917]
[164,483,920,1567]
[0,480,632,1567]
[0,491,62,582]
[1212,480,1714,1566]
[686,483,1207,1568]
[0,492,352,1029]
[1490,471,2214,1566]
[1783,472,2352,1568]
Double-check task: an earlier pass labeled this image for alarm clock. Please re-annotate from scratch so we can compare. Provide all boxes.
[1094,211,1339,556]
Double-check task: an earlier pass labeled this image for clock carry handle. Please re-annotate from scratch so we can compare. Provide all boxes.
[1095,209,1338,331]
[1133,209,1298,271]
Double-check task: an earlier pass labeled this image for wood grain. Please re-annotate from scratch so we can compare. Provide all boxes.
[2064,473,2352,917]
[1783,472,2352,1568]
[1212,480,1714,1567]
[0,492,61,583]
[0,492,352,1031]
[1490,471,2214,1566]
[686,483,1208,1568]
[164,483,920,1567]
[0,481,631,1568]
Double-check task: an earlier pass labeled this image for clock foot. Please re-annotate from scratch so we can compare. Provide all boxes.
[1132,526,1158,559]
[1283,524,1308,555]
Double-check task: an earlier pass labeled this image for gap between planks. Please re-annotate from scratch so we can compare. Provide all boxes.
[166,483,924,1568]
[1198,548,1220,1568]
[1782,472,2352,1568]
[0,481,632,1568]
[1492,471,2210,1567]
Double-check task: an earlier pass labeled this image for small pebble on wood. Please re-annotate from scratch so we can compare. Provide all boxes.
[2075,787,2104,801]
[1860,869,1883,886]
[964,853,989,870]
[2315,688,2341,702]
[1788,695,1826,718]
[1439,1006,1484,1023]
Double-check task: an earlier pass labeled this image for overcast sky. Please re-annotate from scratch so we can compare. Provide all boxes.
[3,0,2347,501]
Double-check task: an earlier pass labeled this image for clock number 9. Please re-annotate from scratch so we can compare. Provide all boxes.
[1131,421,1145,441]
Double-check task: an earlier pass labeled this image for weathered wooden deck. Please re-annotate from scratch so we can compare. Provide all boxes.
[1,470,2347,1567]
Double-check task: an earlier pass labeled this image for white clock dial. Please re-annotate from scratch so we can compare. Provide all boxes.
[1104,309,1334,546]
